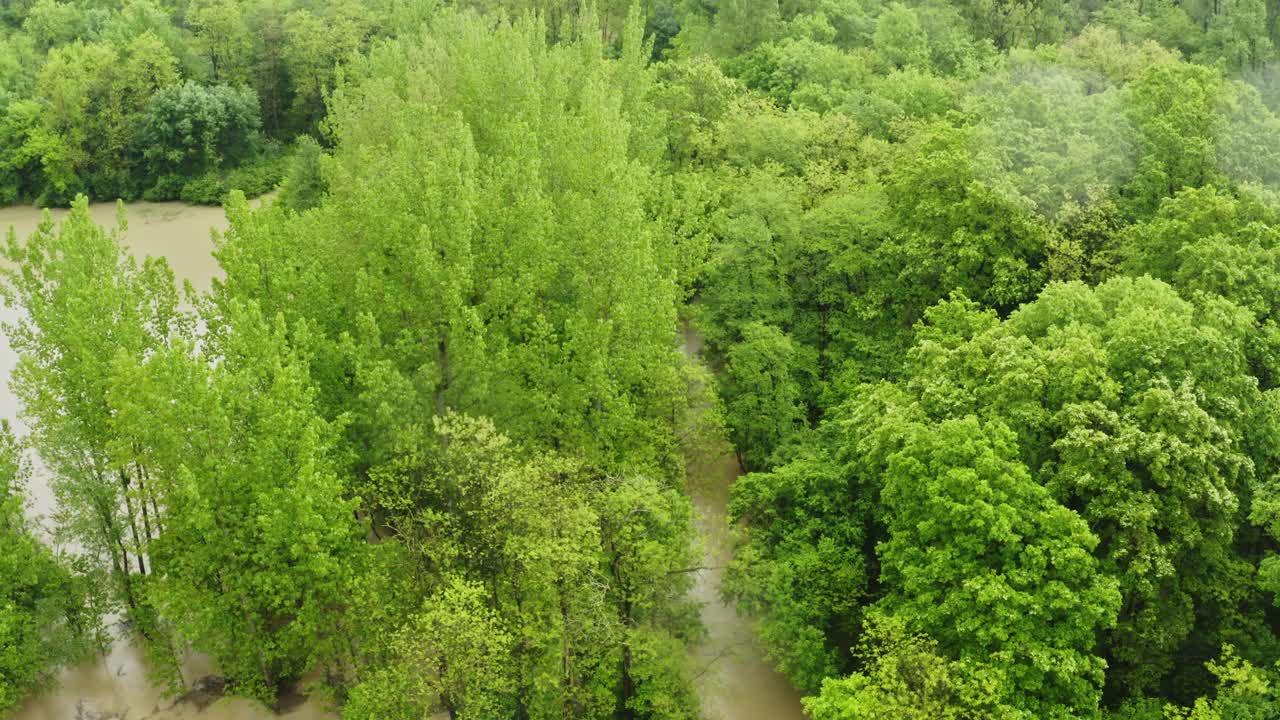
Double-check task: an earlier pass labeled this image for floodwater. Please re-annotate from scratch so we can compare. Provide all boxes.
[1,200,336,720]
[0,201,228,526]
[682,328,808,720]
[0,201,229,292]
[0,201,806,720]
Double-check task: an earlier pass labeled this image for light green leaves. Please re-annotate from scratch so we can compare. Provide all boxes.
[877,416,1118,716]
[0,421,96,715]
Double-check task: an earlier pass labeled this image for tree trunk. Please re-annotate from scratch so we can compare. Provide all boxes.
[121,470,147,575]
[137,469,155,542]
[94,490,141,614]
[435,336,452,418]
[618,641,635,720]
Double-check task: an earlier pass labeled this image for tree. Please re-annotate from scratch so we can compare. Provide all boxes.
[873,3,930,69]
[141,303,366,702]
[0,421,97,715]
[920,282,1259,697]
[21,0,83,50]
[137,81,261,181]
[245,0,290,135]
[382,414,613,717]
[953,0,1070,48]
[698,166,803,348]
[675,0,782,57]
[719,322,807,471]
[1124,63,1223,212]
[731,277,1272,710]
[803,615,1023,720]
[0,99,43,203]
[276,134,327,212]
[351,579,517,720]
[340,414,700,719]
[650,55,740,164]
[281,1,372,130]
[27,41,117,201]
[188,0,252,84]
[95,31,180,197]
[1197,0,1273,71]
[597,473,702,720]
[97,0,200,78]
[726,445,869,692]
[969,56,1133,218]
[882,122,1049,316]
[1,199,187,620]
[876,415,1119,716]
[1165,647,1280,720]
[12,31,179,202]
[217,9,683,485]
[1121,186,1280,307]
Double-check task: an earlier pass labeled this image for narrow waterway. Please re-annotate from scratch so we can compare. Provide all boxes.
[682,327,807,720]
[2,201,805,720]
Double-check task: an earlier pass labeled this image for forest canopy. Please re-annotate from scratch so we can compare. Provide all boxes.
[6,0,1280,718]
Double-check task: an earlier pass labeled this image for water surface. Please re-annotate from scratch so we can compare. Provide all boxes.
[1,202,807,720]
[682,326,807,720]
[3,200,335,720]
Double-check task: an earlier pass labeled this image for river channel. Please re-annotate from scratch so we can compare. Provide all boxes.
[0,201,805,720]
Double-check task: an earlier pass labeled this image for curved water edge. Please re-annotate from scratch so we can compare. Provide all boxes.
[2,201,805,720]
[681,326,807,720]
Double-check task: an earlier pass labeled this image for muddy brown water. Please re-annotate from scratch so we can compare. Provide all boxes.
[681,328,807,720]
[2,201,334,720]
[687,451,808,719]
[1,201,806,720]
[0,202,227,529]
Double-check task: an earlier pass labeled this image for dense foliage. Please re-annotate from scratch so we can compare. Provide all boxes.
[681,0,1280,717]
[0,422,96,715]
[0,0,397,205]
[7,0,1280,718]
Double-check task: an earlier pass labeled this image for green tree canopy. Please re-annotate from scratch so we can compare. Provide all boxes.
[0,421,96,715]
